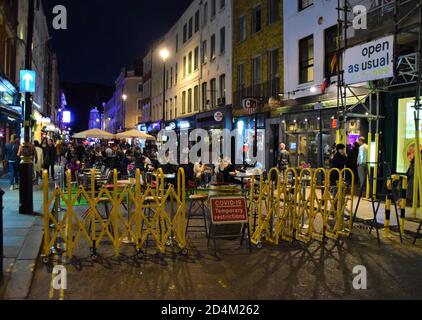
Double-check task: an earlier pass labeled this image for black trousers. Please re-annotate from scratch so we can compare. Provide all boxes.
[44,163,55,180]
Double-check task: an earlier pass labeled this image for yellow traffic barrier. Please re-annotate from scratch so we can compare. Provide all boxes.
[295,168,314,243]
[400,176,408,235]
[42,167,187,261]
[250,168,281,248]
[247,167,355,248]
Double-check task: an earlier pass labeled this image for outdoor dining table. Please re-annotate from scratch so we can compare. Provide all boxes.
[235,171,263,191]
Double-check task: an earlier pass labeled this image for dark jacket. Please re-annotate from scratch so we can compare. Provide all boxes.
[5,142,19,162]
[278,150,290,170]
[330,153,348,186]
[43,145,56,166]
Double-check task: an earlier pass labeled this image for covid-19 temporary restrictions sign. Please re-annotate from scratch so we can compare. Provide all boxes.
[344,35,394,85]
[210,197,248,225]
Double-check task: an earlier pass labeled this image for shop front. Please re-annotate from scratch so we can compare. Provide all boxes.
[0,77,21,174]
[395,96,422,174]
[195,108,232,164]
[280,105,367,169]
[233,113,267,167]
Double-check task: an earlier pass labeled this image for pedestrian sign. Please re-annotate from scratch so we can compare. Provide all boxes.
[19,70,36,93]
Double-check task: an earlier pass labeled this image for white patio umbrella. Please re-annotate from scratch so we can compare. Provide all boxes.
[115,129,156,141]
[72,129,115,139]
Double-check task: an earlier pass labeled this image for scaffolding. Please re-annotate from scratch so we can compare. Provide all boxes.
[336,0,422,217]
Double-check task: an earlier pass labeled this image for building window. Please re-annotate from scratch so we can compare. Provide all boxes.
[201,40,207,64]
[252,56,261,96]
[166,70,169,89]
[194,46,199,70]
[189,17,193,39]
[268,0,281,24]
[268,49,280,97]
[203,2,208,27]
[210,78,217,108]
[170,98,173,119]
[325,25,339,77]
[194,85,199,111]
[211,34,216,60]
[188,88,193,113]
[237,63,245,90]
[183,24,187,43]
[211,0,216,18]
[174,96,178,118]
[299,0,313,11]
[175,63,178,83]
[176,34,179,52]
[188,51,193,74]
[183,56,187,77]
[202,82,208,111]
[220,27,225,54]
[220,0,225,10]
[165,100,169,121]
[252,5,262,34]
[238,16,246,42]
[182,91,186,114]
[195,10,200,32]
[219,74,226,100]
[299,35,314,83]
[170,67,173,87]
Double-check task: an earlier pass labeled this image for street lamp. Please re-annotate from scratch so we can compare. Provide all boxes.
[160,48,170,130]
[122,94,127,131]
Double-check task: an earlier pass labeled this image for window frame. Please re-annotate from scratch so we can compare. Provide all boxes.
[299,34,314,84]
[298,0,314,12]
[252,5,262,34]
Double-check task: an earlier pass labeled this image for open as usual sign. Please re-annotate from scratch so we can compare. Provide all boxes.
[344,35,394,85]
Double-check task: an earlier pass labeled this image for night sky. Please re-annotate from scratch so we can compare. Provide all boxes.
[44,0,193,85]
[43,0,192,131]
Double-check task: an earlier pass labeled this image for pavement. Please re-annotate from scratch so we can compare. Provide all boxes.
[0,180,44,300]
[1,177,421,300]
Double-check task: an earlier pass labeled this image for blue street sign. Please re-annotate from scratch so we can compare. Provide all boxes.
[19,70,36,93]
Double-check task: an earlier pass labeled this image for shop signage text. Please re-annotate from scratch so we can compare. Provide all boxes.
[242,99,258,114]
[344,35,394,85]
[214,111,224,122]
[210,197,248,225]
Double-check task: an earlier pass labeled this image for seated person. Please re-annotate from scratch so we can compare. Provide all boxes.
[66,158,81,182]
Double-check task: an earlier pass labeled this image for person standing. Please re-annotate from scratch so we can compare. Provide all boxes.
[357,137,369,189]
[5,134,20,191]
[33,141,44,185]
[278,143,290,172]
[43,139,57,180]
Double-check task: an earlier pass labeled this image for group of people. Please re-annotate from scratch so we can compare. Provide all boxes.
[276,137,370,189]
[3,133,420,202]
[4,135,60,191]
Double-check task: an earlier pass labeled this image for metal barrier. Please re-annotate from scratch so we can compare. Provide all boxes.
[248,168,355,248]
[42,168,186,261]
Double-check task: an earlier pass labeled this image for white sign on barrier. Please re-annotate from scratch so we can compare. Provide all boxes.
[344,35,394,85]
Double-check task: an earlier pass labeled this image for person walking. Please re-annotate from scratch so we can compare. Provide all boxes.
[5,134,20,191]
[33,141,44,185]
[357,137,369,189]
[42,139,57,180]
[278,143,290,173]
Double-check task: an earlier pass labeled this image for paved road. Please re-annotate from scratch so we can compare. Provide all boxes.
[28,230,422,300]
